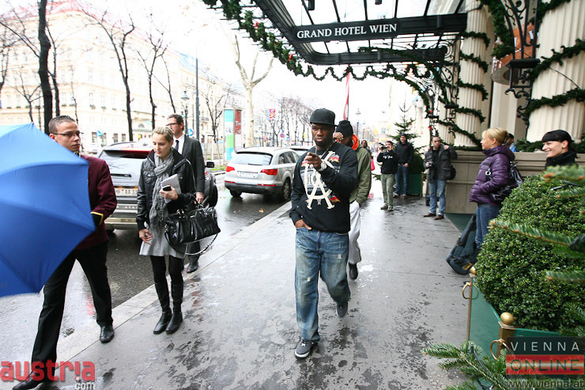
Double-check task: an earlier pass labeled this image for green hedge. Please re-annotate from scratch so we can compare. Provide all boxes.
[475,175,585,332]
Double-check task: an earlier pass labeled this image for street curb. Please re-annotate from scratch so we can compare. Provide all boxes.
[56,202,292,362]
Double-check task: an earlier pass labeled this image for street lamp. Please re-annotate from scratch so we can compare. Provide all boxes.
[181,90,190,136]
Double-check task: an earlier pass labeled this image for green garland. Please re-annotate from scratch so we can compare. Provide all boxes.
[460,31,490,47]
[453,106,486,123]
[529,39,585,81]
[516,137,585,153]
[525,88,585,118]
[535,0,572,28]
[482,0,572,59]
[457,80,489,100]
[436,119,482,147]
[480,0,514,59]
[459,52,489,73]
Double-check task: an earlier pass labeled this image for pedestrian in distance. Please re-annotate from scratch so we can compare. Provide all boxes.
[377,140,398,211]
[334,120,372,281]
[469,127,515,247]
[290,108,358,359]
[505,133,516,152]
[393,134,414,199]
[14,115,117,390]
[137,126,197,335]
[423,136,457,220]
[541,129,577,168]
[167,114,205,273]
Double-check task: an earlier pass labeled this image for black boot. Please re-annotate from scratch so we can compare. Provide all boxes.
[166,280,183,334]
[153,281,172,335]
[186,256,199,273]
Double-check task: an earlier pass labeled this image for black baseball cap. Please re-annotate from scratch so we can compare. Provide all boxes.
[310,108,336,126]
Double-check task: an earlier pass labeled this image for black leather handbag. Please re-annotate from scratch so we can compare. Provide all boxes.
[485,162,523,203]
[164,204,220,248]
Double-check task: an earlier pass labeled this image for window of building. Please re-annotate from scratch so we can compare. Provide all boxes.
[113,133,119,143]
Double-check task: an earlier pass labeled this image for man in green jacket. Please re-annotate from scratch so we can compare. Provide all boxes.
[334,120,372,280]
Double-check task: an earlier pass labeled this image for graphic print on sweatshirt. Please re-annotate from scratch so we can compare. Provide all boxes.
[301,150,341,210]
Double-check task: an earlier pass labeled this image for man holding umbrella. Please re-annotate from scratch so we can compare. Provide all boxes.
[14,116,117,390]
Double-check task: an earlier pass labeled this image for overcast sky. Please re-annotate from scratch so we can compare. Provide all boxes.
[4,0,410,127]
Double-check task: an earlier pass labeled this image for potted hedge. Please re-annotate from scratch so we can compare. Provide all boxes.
[475,172,585,333]
[424,165,585,389]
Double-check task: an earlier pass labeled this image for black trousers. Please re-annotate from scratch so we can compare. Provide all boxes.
[31,241,113,369]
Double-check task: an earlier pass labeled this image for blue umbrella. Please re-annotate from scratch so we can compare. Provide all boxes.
[0,123,95,297]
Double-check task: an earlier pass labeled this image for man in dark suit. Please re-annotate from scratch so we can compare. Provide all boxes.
[167,114,205,272]
[14,116,117,390]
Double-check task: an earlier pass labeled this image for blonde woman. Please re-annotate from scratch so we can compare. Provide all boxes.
[469,127,515,247]
[137,126,196,334]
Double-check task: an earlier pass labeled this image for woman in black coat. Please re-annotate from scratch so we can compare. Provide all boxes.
[137,126,196,335]
[542,129,577,168]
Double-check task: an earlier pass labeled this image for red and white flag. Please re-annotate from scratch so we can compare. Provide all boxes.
[342,72,350,120]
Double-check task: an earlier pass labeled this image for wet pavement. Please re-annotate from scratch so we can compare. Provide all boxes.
[1,180,469,389]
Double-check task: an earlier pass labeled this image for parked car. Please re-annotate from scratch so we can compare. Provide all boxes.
[225,147,298,201]
[98,141,217,231]
[290,145,311,156]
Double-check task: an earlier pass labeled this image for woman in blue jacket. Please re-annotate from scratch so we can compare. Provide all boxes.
[469,127,515,247]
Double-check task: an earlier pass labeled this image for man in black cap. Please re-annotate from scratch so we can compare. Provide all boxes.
[290,108,358,359]
[334,120,371,280]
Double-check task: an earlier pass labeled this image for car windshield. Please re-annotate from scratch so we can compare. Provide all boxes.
[99,150,149,175]
[231,152,273,165]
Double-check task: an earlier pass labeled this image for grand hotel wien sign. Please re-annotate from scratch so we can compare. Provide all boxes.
[292,15,467,43]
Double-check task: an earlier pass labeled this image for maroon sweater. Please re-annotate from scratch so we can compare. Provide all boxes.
[75,155,117,250]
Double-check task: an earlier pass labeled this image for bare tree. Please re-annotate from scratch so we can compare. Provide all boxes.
[155,56,177,113]
[12,69,40,122]
[199,72,234,158]
[38,0,52,132]
[231,35,273,147]
[82,5,136,140]
[135,17,167,128]
[0,24,15,98]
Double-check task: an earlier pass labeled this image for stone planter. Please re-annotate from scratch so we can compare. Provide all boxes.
[463,270,559,360]
[407,173,422,196]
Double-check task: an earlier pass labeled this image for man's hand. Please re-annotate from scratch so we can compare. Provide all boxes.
[294,219,312,230]
[444,145,450,150]
[404,163,409,168]
[304,152,322,171]
[195,192,204,204]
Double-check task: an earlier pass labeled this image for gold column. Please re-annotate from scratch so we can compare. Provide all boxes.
[455,0,489,147]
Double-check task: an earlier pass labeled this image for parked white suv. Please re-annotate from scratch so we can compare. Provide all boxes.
[224,147,298,201]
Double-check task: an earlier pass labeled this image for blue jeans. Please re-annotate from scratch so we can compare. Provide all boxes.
[428,179,447,216]
[394,164,409,196]
[475,203,502,247]
[295,228,350,342]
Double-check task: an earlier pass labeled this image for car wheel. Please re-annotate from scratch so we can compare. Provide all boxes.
[230,190,242,198]
[207,183,219,207]
[278,179,291,201]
